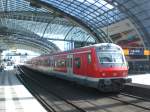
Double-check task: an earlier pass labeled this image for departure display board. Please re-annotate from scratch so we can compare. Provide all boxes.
[129,48,144,55]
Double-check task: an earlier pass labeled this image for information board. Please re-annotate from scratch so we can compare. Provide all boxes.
[129,48,144,55]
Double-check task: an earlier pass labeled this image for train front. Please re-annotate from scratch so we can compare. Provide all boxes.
[95,43,131,92]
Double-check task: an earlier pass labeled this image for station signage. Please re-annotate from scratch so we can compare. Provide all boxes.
[129,48,144,55]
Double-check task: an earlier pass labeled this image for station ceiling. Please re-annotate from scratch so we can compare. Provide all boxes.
[0,0,150,54]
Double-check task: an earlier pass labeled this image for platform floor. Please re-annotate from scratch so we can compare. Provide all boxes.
[0,70,47,112]
[128,73,150,85]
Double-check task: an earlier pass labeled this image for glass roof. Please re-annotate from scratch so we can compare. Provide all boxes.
[0,18,95,42]
[0,0,97,53]
[0,0,48,12]
[41,0,126,28]
[1,0,150,52]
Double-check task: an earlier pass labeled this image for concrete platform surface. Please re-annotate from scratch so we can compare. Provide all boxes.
[0,70,47,112]
[128,73,150,85]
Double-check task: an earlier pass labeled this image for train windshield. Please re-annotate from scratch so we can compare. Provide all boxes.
[96,45,126,67]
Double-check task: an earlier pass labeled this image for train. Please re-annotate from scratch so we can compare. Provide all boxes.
[25,43,131,92]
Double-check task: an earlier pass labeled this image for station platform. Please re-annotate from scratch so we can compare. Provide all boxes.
[128,73,150,85]
[122,74,150,99]
[0,70,47,112]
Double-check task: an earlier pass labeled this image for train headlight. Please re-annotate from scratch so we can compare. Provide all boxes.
[102,73,106,76]
[113,73,117,76]
[123,72,127,76]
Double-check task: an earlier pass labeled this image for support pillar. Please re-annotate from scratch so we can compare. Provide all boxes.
[0,50,3,65]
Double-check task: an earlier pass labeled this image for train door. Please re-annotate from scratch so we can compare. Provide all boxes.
[67,55,73,75]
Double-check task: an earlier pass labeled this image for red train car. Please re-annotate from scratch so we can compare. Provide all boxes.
[26,43,131,92]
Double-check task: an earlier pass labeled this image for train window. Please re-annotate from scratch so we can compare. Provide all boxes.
[55,61,57,67]
[56,59,66,67]
[44,59,47,65]
[61,60,65,67]
[65,60,67,67]
[48,59,50,65]
[74,58,81,68]
[52,60,54,66]
[57,60,61,67]
[87,53,91,64]
[70,58,72,67]
[66,59,69,67]
[67,58,72,67]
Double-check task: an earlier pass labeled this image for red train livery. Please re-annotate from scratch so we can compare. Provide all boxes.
[26,43,131,92]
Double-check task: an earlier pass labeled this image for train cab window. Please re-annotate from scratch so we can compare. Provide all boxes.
[87,53,91,64]
[74,58,81,68]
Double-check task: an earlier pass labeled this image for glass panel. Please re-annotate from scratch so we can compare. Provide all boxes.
[97,52,125,67]
[87,53,91,64]
[96,45,126,67]
[98,52,124,63]
[41,0,125,27]
[74,58,81,68]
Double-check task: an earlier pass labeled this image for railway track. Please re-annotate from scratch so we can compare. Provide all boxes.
[17,66,87,112]
[109,94,150,111]
[17,66,150,112]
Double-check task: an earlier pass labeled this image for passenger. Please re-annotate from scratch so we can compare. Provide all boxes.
[0,65,3,72]
[2,65,5,72]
